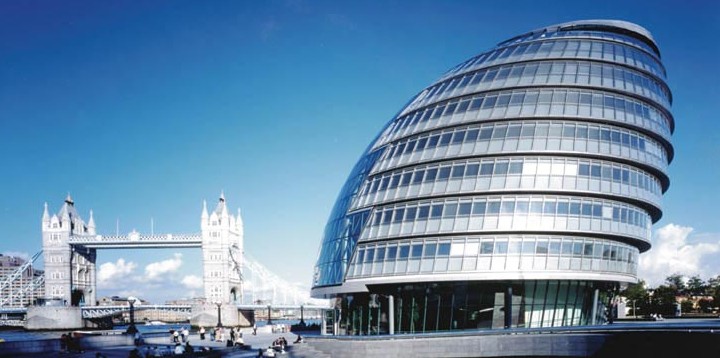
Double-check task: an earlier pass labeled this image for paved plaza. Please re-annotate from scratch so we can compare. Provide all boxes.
[14,328,304,358]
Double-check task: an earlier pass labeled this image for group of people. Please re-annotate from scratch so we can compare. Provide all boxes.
[650,313,665,321]
[257,336,290,357]
[131,344,215,357]
[59,323,309,357]
[197,325,245,346]
[170,327,190,343]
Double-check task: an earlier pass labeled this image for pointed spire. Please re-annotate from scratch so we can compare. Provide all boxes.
[60,204,70,221]
[202,200,208,218]
[219,190,225,202]
[42,202,50,223]
[87,210,96,235]
[65,193,74,206]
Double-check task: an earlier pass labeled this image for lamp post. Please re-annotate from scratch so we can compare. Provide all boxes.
[300,305,305,326]
[215,301,223,328]
[126,296,139,334]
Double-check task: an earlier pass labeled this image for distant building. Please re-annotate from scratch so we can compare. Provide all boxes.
[0,254,44,306]
[312,20,674,334]
[97,295,150,306]
[96,296,195,323]
[676,295,715,312]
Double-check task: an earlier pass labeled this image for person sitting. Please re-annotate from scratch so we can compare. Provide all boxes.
[66,334,83,354]
[60,334,68,353]
[173,343,184,355]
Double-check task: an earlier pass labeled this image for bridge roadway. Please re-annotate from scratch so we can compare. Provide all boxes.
[1,303,330,319]
[67,232,202,249]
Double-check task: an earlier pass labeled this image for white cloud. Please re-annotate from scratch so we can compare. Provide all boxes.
[639,224,720,286]
[2,251,30,261]
[144,253,183,280]
[181,275,203,289]
[97,259,137,287]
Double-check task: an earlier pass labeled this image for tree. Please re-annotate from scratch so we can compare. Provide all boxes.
[698,298,714,313]
[686,275,706,296]
[650,285,678,316]
[707,275,720,308]
[707,275,720,290]
[620,280,649,316]
[665,274,686,294]
[680,299,694,313]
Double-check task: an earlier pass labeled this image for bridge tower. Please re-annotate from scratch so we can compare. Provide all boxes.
[41,195,97,306]
[200,193,243,304]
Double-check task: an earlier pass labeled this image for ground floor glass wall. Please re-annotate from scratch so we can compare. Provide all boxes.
[334,280,614,335]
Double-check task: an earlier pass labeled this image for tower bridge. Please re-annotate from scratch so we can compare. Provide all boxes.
[0,193,329,329]
[42,193,245,307]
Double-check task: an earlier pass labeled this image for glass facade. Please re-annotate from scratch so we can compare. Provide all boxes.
[312,20,673,334]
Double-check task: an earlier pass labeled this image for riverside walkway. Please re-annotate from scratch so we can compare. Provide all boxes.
[12,327,303,357]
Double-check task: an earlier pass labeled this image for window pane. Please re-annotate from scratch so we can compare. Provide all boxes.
[399,246,410,258]
[438,243,451,256]
[424,243,437,257]
[411,244,423,257]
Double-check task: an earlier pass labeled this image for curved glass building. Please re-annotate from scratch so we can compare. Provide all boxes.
[312,20,673,334]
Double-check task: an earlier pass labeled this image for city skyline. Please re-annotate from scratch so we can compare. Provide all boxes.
[1,0,719,303]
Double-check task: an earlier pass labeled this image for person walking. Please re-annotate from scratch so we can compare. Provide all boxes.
[199,326,206,340]
[182,327,189,343]
[252,323,257,335]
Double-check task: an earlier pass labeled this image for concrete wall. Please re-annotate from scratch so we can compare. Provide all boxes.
[189,304,252,328]
[25,306,84,330]
[301,333,607,358]
[238,309,254,326]
[296,330,720,358]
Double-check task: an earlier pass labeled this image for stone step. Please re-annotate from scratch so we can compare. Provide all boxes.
[287,344,332,358]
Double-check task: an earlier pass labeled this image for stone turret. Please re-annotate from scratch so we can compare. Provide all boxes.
[200,192,243,304]
[41,195,97,307]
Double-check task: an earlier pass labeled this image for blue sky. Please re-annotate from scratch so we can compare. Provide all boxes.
[1,0,718,302]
